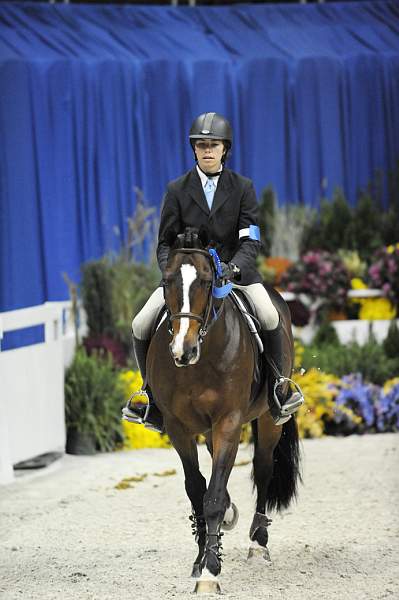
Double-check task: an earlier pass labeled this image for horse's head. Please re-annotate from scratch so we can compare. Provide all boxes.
[163,227,213,367]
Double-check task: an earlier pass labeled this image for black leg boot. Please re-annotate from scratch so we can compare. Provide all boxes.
[121,336,164,434]
[260,321,304,425]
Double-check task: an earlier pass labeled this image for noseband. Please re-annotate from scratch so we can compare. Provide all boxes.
[166,248,215,339]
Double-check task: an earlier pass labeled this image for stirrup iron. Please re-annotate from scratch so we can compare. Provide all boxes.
[272,377,304,425]
[121,390,150,424]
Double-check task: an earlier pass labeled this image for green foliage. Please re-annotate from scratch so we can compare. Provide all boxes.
[301,189,352,254]
[64,347,124,452]
[258,186,275,257]
[383,320,399,359]
[110,256,160,352]
[346,190,384,263]
[301,335,399,386]
[383,162,399,245]
[80,260,115,338]
[312,321,340,347]
[80,254,160,356]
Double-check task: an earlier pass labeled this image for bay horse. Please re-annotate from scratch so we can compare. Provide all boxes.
[140,227,300,593]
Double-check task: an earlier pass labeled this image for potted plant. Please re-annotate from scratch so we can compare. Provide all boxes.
[64,347,124,454]
[281,250,351,321]
[368,243,399,313]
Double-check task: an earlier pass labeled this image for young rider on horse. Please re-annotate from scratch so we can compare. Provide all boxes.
[129,112,304,433]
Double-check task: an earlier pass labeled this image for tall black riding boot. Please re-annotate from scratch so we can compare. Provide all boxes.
[121,336,164,434]
[261,320,304,425]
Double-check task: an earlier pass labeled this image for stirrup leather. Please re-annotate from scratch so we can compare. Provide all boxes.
[122,390,150,424]
[272,377,304,425]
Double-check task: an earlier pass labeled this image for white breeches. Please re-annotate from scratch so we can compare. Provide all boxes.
[132,286,165,340]
[233,282,279,330]
[131,282,279,341]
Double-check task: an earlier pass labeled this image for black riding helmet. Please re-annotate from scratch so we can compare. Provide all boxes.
[189,112,232,163]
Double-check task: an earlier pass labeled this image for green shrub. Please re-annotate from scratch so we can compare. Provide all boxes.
[301,337,398,386]
[258,186,275,257]
[346,191,384,263]
[301,189,352,255]
[110,256,160,353]
[80,260,115,338]
[65,347,124,452]
[384,320,399,359]
[312,322,340,346]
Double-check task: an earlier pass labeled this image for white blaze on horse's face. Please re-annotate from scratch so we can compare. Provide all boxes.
[170,263,200,366]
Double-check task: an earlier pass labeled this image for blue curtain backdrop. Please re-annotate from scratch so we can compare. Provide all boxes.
[1,1,399,314]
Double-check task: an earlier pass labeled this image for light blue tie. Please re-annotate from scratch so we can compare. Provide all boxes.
[204,178,216,210]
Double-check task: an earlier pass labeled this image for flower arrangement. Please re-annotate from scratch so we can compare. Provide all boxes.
[119,370,171,449]
[330,374,399,434]
[281,250,350,311]
[264,256,293,286]
[350,278,396,320]
[377,378,399,432]
[337,249,367,279]
[292,368,360,438]
[368,243,399,307]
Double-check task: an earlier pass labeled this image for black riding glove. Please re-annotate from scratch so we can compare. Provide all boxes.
[220,262,240,281]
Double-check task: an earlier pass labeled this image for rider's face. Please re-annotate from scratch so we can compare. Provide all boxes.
[194,140,225,173]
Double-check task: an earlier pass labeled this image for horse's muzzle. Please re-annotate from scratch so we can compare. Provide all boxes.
[170,341,200,367]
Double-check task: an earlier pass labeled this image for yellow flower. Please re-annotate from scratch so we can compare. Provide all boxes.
[122,420,171,449]
[292,368,360,438]
[350,278,397,319]
[294,339,305,369]
[386,243,399,254]
[351,277,367,290]
[119,369,171,449]
[119,370,147,403]
[359,298,396,320]
[383,377,399,394]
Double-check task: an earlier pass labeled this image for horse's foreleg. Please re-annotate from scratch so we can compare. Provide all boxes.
[248,412,281,561]
[204,430,237,532]
[199,413,242,586]
[166,421,207,578]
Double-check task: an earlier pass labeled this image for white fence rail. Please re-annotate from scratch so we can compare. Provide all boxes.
[0,302,85,484]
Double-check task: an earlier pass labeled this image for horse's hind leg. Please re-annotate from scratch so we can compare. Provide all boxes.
[166,421,207,578]
[248,412,282,561]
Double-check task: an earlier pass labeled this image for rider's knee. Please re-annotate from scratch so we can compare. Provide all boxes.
[244,283,279,331]
[132,313,150,340]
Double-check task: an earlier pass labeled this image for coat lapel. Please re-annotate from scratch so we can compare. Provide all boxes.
[187,168,210,215]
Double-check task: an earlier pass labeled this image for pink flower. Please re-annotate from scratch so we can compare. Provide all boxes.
[382,283,391,294]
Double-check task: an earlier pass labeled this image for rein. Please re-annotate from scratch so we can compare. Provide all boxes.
[166,247,221,339]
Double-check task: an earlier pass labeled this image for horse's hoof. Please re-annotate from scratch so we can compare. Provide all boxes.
[221,502,239,531]
[191,563,202,578]
[247,543,271,562]
[194,578,222,594]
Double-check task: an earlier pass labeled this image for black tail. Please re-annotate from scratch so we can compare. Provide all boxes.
[266,417,302,512]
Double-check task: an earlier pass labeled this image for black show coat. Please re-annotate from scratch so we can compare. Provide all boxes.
[157,167,263,286]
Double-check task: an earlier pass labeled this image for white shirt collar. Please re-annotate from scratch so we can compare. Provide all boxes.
[196,164,223,189]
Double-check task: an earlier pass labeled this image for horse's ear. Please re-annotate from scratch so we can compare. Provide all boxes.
[198,225,210,248]
[164,228,178,247]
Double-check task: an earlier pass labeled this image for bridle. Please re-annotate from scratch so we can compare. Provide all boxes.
[165,248,216,340]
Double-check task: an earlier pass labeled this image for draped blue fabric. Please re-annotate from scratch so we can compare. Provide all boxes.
[1,1,399,315]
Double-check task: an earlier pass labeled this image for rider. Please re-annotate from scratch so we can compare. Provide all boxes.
[127,112,304,432]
